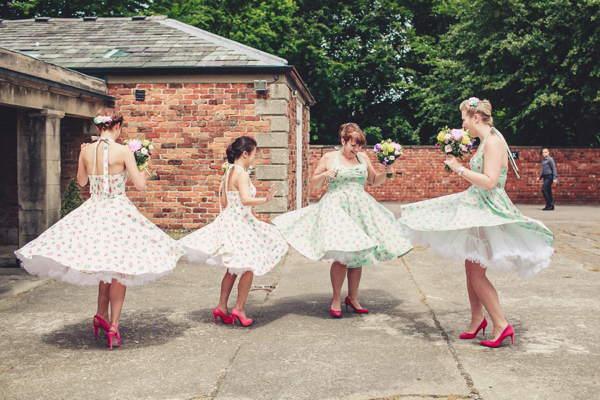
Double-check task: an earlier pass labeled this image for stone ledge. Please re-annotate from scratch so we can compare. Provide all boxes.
[255,133,287,148]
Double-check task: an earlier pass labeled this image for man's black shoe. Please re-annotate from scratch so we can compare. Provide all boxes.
[543,206,554,211]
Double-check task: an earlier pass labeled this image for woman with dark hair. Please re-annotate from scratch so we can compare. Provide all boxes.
[15,108,184,350]
[398,98,554,347]
[273,123,412,318]
[179,136,288,326]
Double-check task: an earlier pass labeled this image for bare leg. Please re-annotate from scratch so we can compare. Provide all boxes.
[330,261,347,311]
[464,260,485,333]
[108,279,127,328]
[346,267,364,309]
[217,272,237,316]
[95,281,110,323]
[234,271,254,318]
[465,260,508,339]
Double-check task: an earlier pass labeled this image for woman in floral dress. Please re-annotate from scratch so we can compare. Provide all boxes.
[273,123,413,317]
[16,108,184,350]
[398,98,554,347]
[179,136,288,327]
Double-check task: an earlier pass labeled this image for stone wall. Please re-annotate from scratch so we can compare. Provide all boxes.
[309,146,600,204]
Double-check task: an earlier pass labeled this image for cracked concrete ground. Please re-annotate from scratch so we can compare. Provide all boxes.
[0,204,598,399]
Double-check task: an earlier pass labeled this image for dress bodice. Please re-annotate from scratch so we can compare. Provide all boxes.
[224,164,256,209]
[469,134,508,190]
[89,138,128,198]
[327,150,368,192]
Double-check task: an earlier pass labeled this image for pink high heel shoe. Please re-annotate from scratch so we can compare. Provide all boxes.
[481,324,514,348]
[230,308,253,327]
[344,296,369,314]
[93,315,110,340]
[330,299,342,318]
[459,317,487,339]
[107,324,121,351]
[213,307,234,325]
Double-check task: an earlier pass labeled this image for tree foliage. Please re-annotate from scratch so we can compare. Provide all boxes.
[2,0,599,146]
[60,178,84,218]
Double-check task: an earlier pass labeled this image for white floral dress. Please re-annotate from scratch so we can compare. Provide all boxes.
[15,138,185,286]
[179,164,288,276]
[272,150,413,267]
[397,133,554,279]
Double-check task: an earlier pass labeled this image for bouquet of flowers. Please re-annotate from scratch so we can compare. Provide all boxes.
[374,139,403,178]
[435,127,474,172]
[124,138,154,173]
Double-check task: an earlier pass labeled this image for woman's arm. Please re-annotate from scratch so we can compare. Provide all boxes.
[361,153,392,186]
[444,135,504,190]
[310,152,337,189]
[76,143,90,187]
[237,170,276,206]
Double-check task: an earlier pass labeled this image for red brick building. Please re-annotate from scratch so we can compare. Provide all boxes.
[0,16,314,246]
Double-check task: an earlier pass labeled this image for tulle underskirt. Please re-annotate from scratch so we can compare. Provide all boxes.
[399,222,554,279]
[15,253,172,286]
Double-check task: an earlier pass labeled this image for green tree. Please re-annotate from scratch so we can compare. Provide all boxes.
[60,178,84,218]
[0,0,147,19]
[412,0,600,146]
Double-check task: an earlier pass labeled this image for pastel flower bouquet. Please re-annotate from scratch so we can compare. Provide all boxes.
[435,127,474,172]
[124,138,154,173]
[374,139,403,178]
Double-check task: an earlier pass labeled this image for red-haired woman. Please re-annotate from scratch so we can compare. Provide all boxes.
[273,123,412,317]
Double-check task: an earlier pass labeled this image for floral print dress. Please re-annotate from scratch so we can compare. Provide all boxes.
[15,138,185,286]
[179,164,288,276]
[272,150,413,267]
[397,133,554,279]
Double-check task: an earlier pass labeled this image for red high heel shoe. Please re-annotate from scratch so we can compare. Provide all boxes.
[459,317,487,339]
[213,307,233,325]
[230,308,253,327]
[93,315,109,340]
[330,299,342,318]
[344,297,369,314]
[481,324,514,348]
[107,324,121,351]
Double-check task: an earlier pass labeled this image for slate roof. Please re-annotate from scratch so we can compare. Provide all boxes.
[0,16,288,70]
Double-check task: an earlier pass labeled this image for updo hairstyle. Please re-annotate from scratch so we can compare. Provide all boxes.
[459,98,493,126]
[339,123,367,146]
[94,108,124,131]
[226,136,257,163]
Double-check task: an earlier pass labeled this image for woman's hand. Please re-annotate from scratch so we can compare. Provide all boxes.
[321,168,338,180]
[265,184,277,203]
[444,155,461,173]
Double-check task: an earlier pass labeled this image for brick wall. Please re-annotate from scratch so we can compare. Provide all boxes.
[108,82,276,229]
[309,146,600,204]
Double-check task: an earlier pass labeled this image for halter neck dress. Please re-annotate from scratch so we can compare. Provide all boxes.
[179,164,288,276]
[15,138,184,286]
[397,133,554,278]
[272,150,413,267]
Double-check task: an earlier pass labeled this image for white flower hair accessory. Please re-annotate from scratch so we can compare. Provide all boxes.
[467,97,480,107]
[93,116,113,124]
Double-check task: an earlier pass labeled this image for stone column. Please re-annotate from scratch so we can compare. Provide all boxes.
[17,109,65,246]
[254,83,290,218]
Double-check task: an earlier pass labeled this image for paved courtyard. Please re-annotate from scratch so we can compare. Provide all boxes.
[1,204,598,399]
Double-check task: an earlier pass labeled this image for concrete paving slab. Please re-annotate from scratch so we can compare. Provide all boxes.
[0,204,599,399]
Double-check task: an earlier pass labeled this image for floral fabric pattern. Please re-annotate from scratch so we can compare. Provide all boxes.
[398,135,555,279]
[179,165,288,276]
[272,150,413,268]
[15,139,185,286]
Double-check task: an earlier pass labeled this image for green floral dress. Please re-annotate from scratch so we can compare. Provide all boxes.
[398,134,554,279]
[273,150,413,267]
